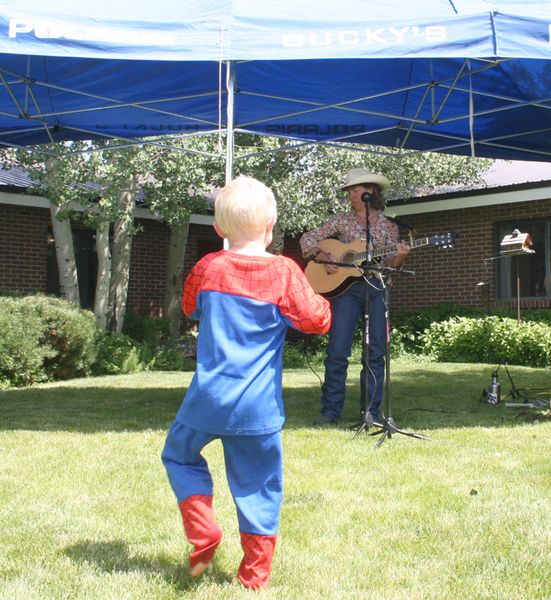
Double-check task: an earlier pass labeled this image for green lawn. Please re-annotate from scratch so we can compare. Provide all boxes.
[1,360,550,599]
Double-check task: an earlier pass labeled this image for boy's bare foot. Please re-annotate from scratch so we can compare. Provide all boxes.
[190,561,211,577]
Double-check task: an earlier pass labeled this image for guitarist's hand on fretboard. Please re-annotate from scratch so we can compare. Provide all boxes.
[392,241,411,268]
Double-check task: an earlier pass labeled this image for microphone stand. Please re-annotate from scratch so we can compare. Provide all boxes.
[311,194,376,433]
[352,191,429,446]
[353,265,431,447]
[359,195,373,435]
[311,258,427,446]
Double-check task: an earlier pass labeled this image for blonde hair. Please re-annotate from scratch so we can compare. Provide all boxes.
[214,176,277,238]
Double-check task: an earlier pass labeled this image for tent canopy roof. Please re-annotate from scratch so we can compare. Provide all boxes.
[2,1,551,161]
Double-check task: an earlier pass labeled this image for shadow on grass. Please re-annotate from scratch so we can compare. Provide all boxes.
[284,363,550,432]
[63,539,233,590]
[0,365,547,433]
[0,384,183,432]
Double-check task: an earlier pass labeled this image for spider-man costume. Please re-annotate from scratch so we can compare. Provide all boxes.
[162,250,330,589]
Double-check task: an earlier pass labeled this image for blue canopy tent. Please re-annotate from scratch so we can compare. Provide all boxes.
[1,0,551,178]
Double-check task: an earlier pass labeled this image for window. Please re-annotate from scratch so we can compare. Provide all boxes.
[496,219,551,299]
[47,228,98,308]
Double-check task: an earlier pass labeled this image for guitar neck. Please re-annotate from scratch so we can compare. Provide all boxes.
[354,237,429,262]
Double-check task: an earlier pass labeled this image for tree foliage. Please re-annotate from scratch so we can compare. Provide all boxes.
[5,136,491,239]
[231,137,492,235]
[141,135,223,225]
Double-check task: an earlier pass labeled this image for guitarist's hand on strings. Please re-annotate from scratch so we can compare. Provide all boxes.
[315,250,339,274]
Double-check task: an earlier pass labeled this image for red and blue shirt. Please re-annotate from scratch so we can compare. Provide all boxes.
[176,250,331,436]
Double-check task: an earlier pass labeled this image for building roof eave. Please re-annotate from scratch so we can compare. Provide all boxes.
[0,189,214,225]
[387,181,551,216]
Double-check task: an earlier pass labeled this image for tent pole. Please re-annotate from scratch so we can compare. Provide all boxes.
[225,60,235,184]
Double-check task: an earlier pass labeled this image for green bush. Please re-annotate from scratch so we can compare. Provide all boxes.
[422,316,551,367]
[0,297,55,387]
[391,304,551,357]
[283,332,327,368]
[392,303,484,354]
[122,311,170,346]
[149,344,189,371]
[490,306,551,325]
[19,295,98,380]
[282,304,551,365]
[0,295,98,387]
[92,331,146,375]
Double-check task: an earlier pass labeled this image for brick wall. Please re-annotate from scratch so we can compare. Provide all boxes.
[285,197,551,312]
[390,198,551,311]
[184,223,221,279]
[0,203,50,293]
[126,218,169,316]
[0,202,221,316]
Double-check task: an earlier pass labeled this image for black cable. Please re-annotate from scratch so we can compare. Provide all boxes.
[301,333,324,389]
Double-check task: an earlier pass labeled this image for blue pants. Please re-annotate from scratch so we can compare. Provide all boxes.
[321,278,387,421]
[161,421,283,536]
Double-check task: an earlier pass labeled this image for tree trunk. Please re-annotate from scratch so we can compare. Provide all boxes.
[49,202,80,306]
[93,220,111,329]
[107,177,137,332]
[164,220,190,338]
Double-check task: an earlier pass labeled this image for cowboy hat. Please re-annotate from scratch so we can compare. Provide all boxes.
[339,168,390,191]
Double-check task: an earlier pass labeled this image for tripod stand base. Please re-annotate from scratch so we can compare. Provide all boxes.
[506,400,550,409]
[353,416,431,447]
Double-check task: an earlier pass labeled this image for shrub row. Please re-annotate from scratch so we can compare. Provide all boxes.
[0,295,195,388]
[2,296,549,387]
[391,303,551,356]
[92,330,196,376]
[284,304,551,368]
[0,295,97,387]
[421,316,551,368]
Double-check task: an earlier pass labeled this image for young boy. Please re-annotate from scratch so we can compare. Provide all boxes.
[161,176,331,590]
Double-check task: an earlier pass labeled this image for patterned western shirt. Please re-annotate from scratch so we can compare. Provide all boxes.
[299,211,400,267]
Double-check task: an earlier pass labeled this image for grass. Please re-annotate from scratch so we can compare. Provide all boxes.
[0,359,550,599]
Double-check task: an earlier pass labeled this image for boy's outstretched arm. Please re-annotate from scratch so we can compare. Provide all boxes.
[279,260,331,335]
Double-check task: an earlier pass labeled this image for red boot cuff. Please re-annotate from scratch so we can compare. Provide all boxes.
[237,532,277,590]
[179,494,222,567]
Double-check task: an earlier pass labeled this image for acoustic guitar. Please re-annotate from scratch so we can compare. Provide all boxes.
[304,233,456,298]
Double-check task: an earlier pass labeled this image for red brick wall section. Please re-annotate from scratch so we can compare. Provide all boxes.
[184,223,221,279]
[0,206,220,317]
[285,198,551,312]
[126,218,169,316]
[389,207,491,311]
[0,204,50,293]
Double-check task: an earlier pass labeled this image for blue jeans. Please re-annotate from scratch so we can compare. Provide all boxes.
[320,278,387,421]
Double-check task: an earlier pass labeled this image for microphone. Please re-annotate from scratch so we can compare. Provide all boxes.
[361,191,373,204]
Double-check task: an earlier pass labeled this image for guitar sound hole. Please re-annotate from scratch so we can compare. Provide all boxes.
[342,252,355,264]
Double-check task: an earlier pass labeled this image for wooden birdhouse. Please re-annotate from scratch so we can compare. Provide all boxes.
[499,229,535,255]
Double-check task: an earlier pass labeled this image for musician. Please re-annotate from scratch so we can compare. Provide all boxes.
[300,168,410,425]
